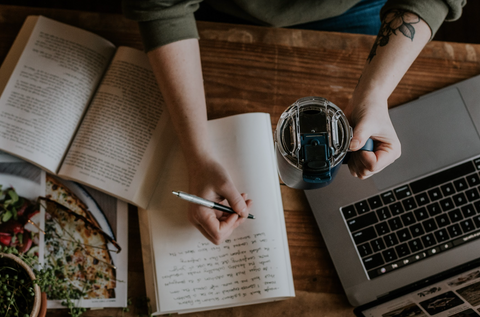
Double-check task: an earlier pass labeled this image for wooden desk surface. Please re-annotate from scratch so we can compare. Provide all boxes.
[1,5,480,316]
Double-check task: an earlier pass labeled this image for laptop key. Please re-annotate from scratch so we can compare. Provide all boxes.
[352,226,377,245]
[375,222,390,235]
[465,188,480,201]
[447,223,462,237]
[397,228,412,242]
[341,205,356,220]
[363,253,384,270]
[428,188,443,201]
[381,191,396,205]
[376,207,391,221]
[401,212,416,226]
[461,204,476,218]
[415,192,430,206]
[355,201,370,214]
[440,197,455,211]
[448,209,463,222]
[435,214,451,227]
[394,185,412,200]
[395,243,410,257]
[371,238,386,252]
[410,223,425,237]
[421,233,436,247]
[389,202,404,216]
[440,242,453,251]
[402,198,417,211]
[466,173,480,187]
[452,193,467,207]
[414,207,429,221]
[453,178,468,192]
[384,233,399,247]
[408,238,423,252]
[460,219,475,233]
[388,217,403,230]
[434,228,449,242]
[368,196,383,209]
[382,248,398,262]
[422,218,438,232]
[427,246,441,256]
[357,243,373,257]
[427,202,442,216]
[347,212,378,232]
[441,183,456,196]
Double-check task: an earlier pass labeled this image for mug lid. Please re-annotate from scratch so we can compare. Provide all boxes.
[275,97,352,171]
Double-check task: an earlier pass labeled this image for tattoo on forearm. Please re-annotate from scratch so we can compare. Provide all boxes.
[367,9,420,63]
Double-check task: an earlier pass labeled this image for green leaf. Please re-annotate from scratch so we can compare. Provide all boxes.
[7,189,19,204]
[2,210,12,222]
[12,206,17,220]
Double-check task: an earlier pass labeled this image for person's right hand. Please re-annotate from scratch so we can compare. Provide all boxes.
[186,158,252,245]
[344,97,401,179]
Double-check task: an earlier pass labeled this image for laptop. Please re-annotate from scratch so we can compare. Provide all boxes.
[305,74,480,312]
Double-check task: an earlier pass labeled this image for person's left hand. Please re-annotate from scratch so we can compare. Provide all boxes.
[345,98,401,179]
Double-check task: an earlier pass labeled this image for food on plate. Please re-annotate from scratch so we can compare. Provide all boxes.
[0,186,40,255]
[43,175,120,299]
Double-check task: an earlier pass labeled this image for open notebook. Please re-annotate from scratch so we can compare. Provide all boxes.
[138,113,295,314]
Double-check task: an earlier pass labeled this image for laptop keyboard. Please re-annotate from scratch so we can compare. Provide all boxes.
[341,157,480,279]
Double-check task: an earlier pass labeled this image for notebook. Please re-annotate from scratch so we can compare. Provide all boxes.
[305,74,480,311]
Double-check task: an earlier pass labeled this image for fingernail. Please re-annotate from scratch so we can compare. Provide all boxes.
[350,139,360,150]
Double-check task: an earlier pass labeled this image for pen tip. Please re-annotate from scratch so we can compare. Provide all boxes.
[172,191,179,196]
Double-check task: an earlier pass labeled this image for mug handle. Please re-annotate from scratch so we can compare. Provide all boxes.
[342,138,374,164]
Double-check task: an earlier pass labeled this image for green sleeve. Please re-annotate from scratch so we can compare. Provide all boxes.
[380,0,466,37]
[122,0,202,52]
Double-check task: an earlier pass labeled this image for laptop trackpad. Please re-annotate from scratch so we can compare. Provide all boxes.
[372,88,480,191]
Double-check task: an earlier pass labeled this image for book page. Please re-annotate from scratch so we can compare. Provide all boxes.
[0,16,116,173]
[141,113,294,314]
[58,46,169,207]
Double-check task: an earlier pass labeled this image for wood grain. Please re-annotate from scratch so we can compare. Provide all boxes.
[0,5,479,316]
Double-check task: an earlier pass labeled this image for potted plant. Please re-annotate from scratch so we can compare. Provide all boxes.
[0,249,47,317]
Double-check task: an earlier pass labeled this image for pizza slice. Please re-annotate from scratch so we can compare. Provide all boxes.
[42,178,121,299]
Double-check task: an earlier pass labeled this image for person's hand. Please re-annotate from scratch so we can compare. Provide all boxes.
[345,98,401,179]
[186,158,252,245]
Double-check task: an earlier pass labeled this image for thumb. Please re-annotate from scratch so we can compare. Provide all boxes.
[350,123,373,151]
[220,185,248,218]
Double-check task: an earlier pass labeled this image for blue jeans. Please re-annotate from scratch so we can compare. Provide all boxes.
[195,0,388,36]
[290,0,388,35]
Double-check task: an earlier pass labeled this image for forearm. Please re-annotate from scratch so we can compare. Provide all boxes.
[353,10,431,104]
[345,10,431,178]
[147,39,211,172]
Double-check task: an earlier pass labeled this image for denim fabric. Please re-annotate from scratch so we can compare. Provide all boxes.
[289,0,389,35]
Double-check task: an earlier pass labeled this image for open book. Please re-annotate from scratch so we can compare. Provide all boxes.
[138,113,294,314]
[0,15,173,208]
[1,16,294,313]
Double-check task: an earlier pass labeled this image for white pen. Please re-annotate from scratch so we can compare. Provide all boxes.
[172,191,255,219]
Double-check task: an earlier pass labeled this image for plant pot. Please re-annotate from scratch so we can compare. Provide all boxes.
[0,253,47,317]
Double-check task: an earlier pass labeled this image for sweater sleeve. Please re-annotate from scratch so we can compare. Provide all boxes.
[380,0,466,37]
[122,0,202,52]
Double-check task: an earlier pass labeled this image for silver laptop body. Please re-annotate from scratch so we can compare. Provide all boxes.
[305,75,480,306]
